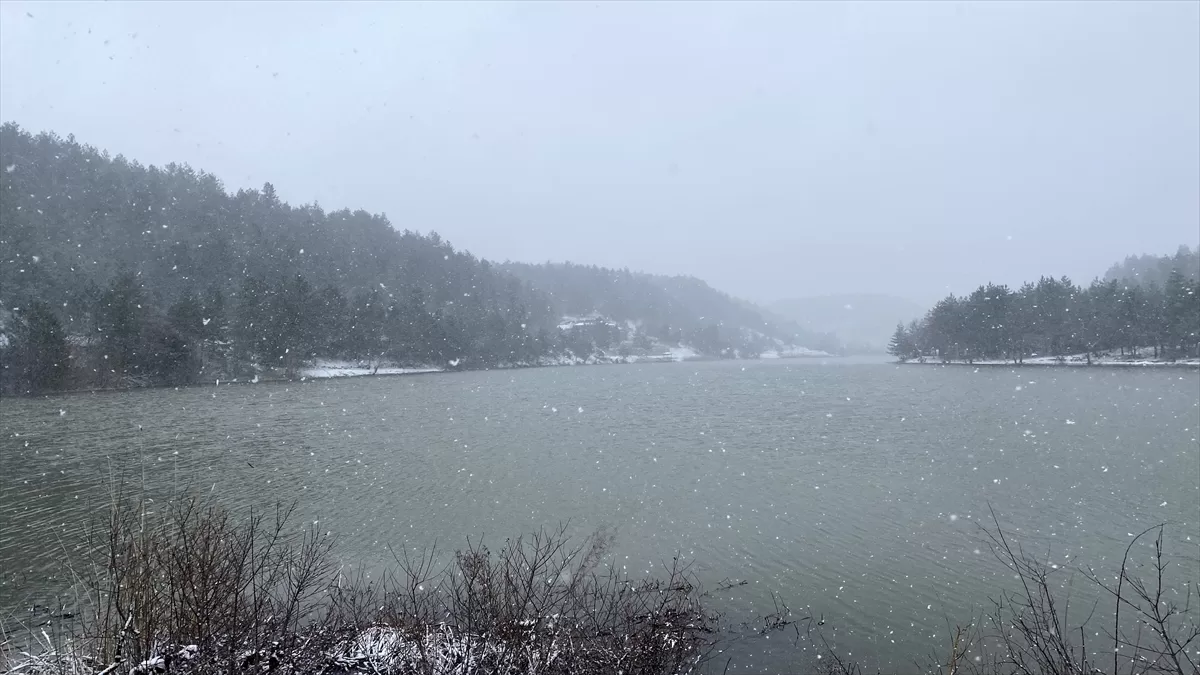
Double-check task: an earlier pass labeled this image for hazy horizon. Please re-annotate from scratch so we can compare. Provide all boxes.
[2,1,1197,307]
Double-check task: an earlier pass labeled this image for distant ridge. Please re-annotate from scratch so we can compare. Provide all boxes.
[502,262,841,358]
[770,294,924,353]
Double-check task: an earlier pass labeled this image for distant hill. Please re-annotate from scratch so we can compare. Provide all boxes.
[769,294,925,353]
[502,262,840,358]
[1104,245,1199,288]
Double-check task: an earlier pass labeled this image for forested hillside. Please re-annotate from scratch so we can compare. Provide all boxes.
[0,124,827,395]
[501,262,841,357]
[889,249,1200,363]
[0,123,565,394]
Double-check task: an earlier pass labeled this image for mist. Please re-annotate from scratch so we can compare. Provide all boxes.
[2,1,1197,305]
[4,5,1200,673]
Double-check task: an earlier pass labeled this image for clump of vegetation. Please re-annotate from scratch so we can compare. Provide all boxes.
[1,494,718,674]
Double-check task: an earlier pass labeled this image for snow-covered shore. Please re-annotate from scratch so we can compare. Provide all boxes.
[300,360,442,379]
[298,346,833,381]
[758,346,830,359]
[8,626,588,675]
[900,352,1200,368]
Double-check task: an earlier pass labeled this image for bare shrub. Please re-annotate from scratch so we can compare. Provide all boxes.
[969,508,1198,675]
[320,524,718,674]
[64,493,334,673]
[3,496,718,675]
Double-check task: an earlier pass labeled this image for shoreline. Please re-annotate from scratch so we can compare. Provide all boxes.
[897,358,1200,369]
[1,351,838,399]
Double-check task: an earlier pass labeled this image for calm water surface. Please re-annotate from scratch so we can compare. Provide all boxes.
[2,359,1198,671]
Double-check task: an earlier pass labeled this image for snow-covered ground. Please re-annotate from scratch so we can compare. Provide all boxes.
[611,345,702,363]
[905,351,1200,367]
[759,346,830,359]
[535,353,623,366]
[300,326,829,381]
[556,313,619,331]
[10,622,692,675]
[1020,352,1199,366]
[665,345,699,361]
[301,360,441,379]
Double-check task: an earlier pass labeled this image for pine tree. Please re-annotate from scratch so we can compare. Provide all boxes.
[96,271,147,379]
[273,274,313,369]
[1117,284,1145,356]
[1163,269,1194,359]
[168,292,206,340]
[141,316,198,386]
[235,276,272,362]
[12,301,70,394]
[887,322,911,361]
[201,286,228,342]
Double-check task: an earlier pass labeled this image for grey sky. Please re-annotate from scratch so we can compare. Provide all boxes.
[2,1,1197,306]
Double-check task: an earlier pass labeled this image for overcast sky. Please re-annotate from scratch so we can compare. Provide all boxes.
[2,1,1197,306]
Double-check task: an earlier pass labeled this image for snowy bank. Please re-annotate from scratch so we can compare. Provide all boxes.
[664,345,700,361]
[300,360,442,379]
[297,344,833,382]
[900,352,1200,368]
[759,346,830,359]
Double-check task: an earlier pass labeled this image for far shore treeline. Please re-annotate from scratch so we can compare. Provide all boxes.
[889,247,1200,363]
[0,124,820,396]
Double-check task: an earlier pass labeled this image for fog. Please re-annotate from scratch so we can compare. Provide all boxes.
[2,1,1196,305]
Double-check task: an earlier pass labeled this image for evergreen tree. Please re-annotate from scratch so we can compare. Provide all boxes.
[312,285,349,356]
[272,274,314,368]
[1163,269,1197,359]
[201,286,228,342]
[887,323,913,361]
[905,319,925,358]
[141,316,198,386]
[96,271,147,379]
[10,301,70,394]
[168,292,206,340]
[1117,284,1146,356]
[235,276,273,363]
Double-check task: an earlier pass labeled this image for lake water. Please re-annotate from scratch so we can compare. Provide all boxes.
[2,359,1198,672]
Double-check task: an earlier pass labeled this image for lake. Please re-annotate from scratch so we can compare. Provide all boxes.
[2,359,1197,672]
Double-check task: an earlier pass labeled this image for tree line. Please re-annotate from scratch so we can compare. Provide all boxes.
[3,269,562,396]
[0,123,819,395]
[889,252,1200,363]
[0,123,571,395]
